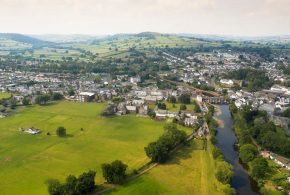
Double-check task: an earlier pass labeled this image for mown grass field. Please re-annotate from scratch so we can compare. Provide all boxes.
[0,92,11,99]
[0,101,187,194]
[107,139,225,195]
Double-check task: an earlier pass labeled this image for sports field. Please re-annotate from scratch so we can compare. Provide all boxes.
[0,101,183,194]
[107,139,225,195]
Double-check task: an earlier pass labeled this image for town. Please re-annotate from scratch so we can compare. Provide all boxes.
[0,32,290,195]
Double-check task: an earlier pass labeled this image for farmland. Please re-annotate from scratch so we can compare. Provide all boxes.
[107,140,225,195]
[0,101,191,194]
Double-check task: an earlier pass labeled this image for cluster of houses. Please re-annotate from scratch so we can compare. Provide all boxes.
[261,150,290,171]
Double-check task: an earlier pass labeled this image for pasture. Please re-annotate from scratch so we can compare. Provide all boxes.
[107,140,225,195]
[0,101,185,194]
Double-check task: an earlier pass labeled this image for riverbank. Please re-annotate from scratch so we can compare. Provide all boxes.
[215,105,259,195]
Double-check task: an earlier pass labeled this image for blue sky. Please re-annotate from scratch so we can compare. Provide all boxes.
[0,0,289,36]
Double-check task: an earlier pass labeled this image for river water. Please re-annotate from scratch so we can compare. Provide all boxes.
[215,105,259,195]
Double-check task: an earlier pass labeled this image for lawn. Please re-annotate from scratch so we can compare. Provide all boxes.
[0,101,177,194]
[107,139,225,195]
[0,92,11,99]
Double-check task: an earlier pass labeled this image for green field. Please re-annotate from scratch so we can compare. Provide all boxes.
[0,92,11,99]
[0,101,184,194]
[107,139,225,195]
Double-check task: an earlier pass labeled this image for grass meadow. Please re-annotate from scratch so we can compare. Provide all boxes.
[0,101,178,194]
[107,139,225,195]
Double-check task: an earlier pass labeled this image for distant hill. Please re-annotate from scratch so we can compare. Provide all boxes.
[31,34,107,43]
[178,33,290,44]
[0,33,54,47]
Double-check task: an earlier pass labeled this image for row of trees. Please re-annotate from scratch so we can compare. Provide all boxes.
[47,171,96,195]
[225,68,273,92]
[47,160,128,195]
[230,103,290,192]
[35,92,64,105]
[145,123,187,163]
[230,103,290,157]
[206,104,235,195]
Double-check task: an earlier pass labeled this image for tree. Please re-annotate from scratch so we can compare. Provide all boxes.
[212,147,224,160]
[46,171,96,195]
[64,175,77,194]
[215,161,233,184]
[222,184,235,195]
[178,94,191,104]
[145,123,186,163]
[250,157,269,179]
[75,171,96,194]
[282,109,290,118]
[22,97,31,105]
[56,126,66,137]
[180,104,187,110]
[147,108,156,118]
[46,179,63,195]
[101,160,128,184]
[157,102,166,110]
[239,144,258,163]
[9,98,17,109]
[67,89,75,96]
[169,96,176,103]
[145,141,169,163]
[35,94,50,105]
[52,93,63,101]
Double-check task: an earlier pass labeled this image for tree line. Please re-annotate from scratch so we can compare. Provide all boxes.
[225,68,273,92]
[230,103,290,192]
[47,160,128,195]
[145,123,187,163]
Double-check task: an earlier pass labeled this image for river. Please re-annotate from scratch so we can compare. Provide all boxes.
[215,105,259,195]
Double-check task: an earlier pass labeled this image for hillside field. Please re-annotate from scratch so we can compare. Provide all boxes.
[107,139,225,195]
[0,101,186,194]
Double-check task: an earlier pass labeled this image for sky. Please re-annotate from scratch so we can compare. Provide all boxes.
[0,0,289,36]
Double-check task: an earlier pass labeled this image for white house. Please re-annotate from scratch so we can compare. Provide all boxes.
[126,105,137,113]
[196,95,203,102]
[220,79,234,86]
[184,118,197,127]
